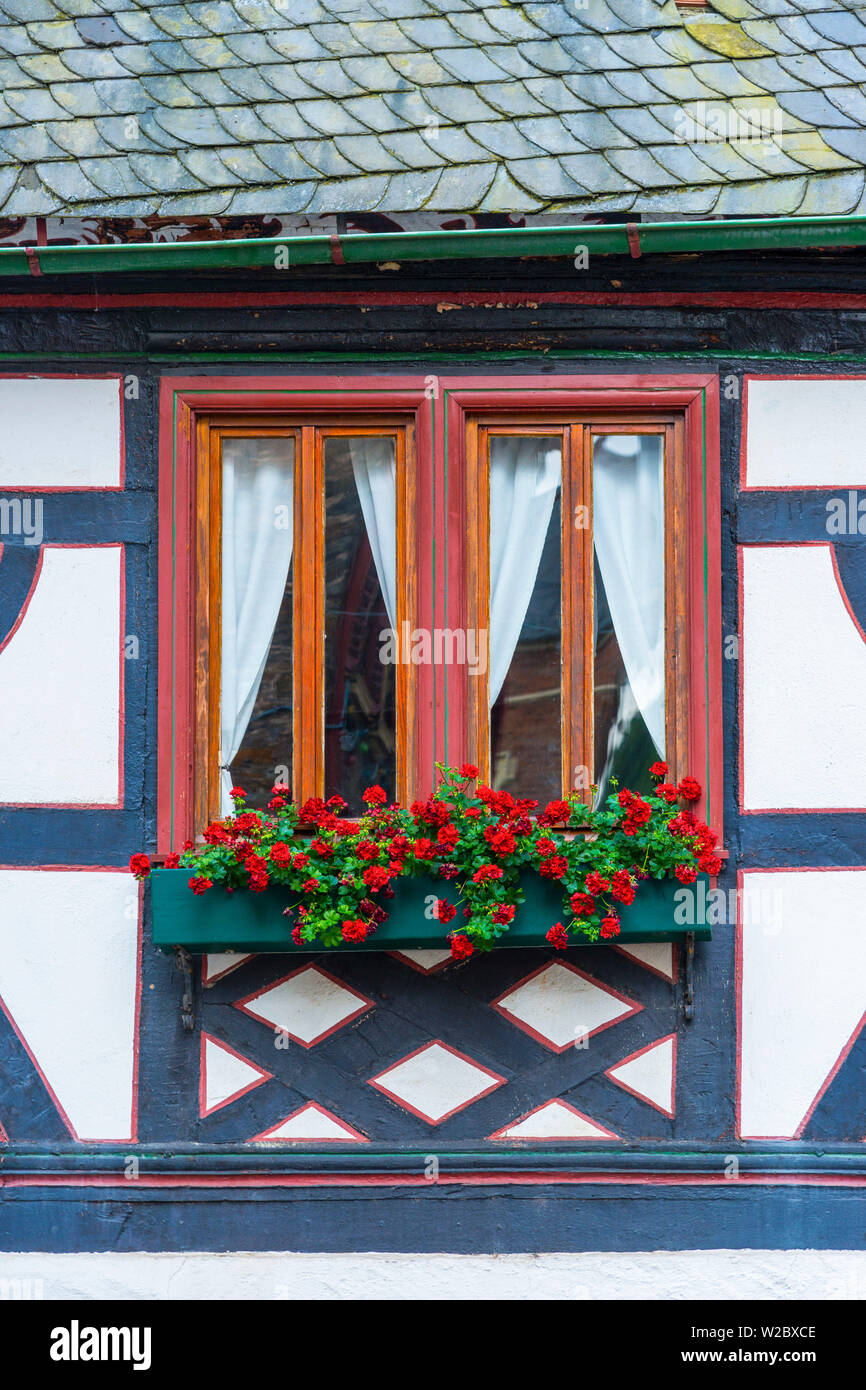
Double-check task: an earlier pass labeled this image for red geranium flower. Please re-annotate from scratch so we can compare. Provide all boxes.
[269,842,293,868]
[698,853,723,876]
[678,776,702,802]
[436,899,457,923]
[460,764,479,779]
[491,903,516,925]
[675,864,697,885]
[437,824,459,851]
[484,825,516,856]
[611,869,635,905]
[450,933,474,961]
[413,838,436,860]
[362,865,390,892]
[189,876,212,895]
[537,798,570,826]
[129,853,151,879]
[291,925,303,945]
[268,795,287,811]
[299,797,326,825]
[165,852,180,869]
[472,863,504,883]
[341,919,368,943]
[600,913,620,939]
[657,783,679,803]
[546,922,569,950]
[292,852,310,870]
[203,823,230,845]
[570,891,596,917]
[585,871,610,895]
[539,854,567,880]
[301,878,320,893]
[363,785,388,806]
[229,786,246,800]
[534,837,557,857]
[649,761,668,780]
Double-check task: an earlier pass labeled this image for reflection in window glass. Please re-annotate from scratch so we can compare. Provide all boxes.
[324,436,397,812]
[489,436,562,803]
[224,437,295,812]
[592,433,665,806]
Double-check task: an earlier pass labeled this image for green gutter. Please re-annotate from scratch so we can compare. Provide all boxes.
[4,213,866,277]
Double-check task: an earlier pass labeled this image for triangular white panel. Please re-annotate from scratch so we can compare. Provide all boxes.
[740,870,866,1137]
[615,943,674,982]
[391,949,451,973]
[200,1034,271,1117]
[0,870,139,1140]
[607,1036,676,1118]
[252,1102,366,1142]
[491,1100,617,1140]
[203,953,254,985]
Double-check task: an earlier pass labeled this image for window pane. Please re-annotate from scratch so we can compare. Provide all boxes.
[592,433,664,805]
[489,435,562,802]
[223,437,295,813]
[324,435,397,812]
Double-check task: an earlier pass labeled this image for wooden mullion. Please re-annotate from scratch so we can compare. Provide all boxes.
[193,418,220,835]
[395,422,417,803]
[293,424,324,805]
[464,418,489,783]
[562,423,594,802]
[665,418,689,782]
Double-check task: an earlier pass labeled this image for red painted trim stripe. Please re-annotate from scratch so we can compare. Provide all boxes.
[2,1171,866,1190]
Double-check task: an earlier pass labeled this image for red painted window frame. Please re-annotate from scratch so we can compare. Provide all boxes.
[157,373,721,852]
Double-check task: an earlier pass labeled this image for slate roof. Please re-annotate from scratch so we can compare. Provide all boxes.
[2,0,866,218]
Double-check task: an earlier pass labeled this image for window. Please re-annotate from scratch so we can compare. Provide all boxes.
[158,377,720,851]
[189,417,416,831]
[465,415,688,807]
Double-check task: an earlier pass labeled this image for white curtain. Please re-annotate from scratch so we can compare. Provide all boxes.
[593,434,665,756]
[489,437,562,705]
[348,436,397,628]
[220,438,294,815]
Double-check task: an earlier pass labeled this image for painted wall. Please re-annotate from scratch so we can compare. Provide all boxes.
[0,256,864,1256]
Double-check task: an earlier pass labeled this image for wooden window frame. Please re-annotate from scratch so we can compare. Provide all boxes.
[465,413,687,802]
[158,375,720,852]
[158,380,432,852]
[444,378,721,835]
[194,418,415,829]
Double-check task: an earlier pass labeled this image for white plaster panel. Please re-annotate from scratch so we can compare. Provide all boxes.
[370,1042,503,1123]
[0,377,121,488]
[742,545,866,809]
[739,870,866,1139]
[3,1251,864,1301]
[492,1100,615,1140]
[0,869,139,1141]
[495,963,638,1050]
[253,1103,365,1142]
[745,378,866,488]
[201,1035,269,1116]
[607,1036,675,1117]
[0,546,121,804]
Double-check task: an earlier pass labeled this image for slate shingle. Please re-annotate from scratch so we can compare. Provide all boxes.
[4,0,866,218]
